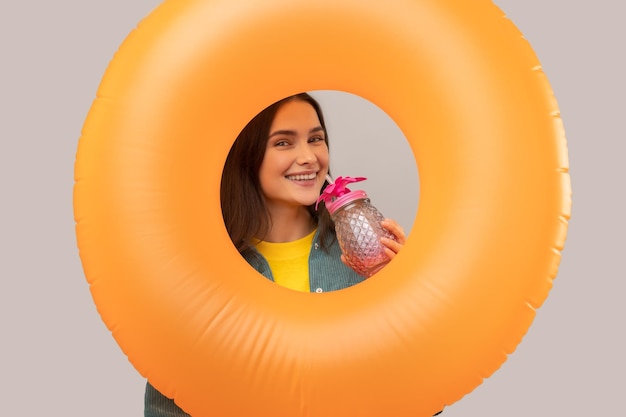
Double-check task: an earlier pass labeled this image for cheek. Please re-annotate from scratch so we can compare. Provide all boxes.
[257,161,274,192]
[258,153,288,193]
[317,147,329,167]
[259,152,281,176]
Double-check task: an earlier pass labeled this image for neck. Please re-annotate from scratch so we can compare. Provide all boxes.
[263,205,315,243]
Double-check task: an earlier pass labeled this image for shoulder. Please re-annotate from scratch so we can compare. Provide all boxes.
[144,382,191,417]
[241,247,273,279]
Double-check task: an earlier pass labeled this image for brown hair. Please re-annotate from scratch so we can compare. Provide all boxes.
[220,93,335,255]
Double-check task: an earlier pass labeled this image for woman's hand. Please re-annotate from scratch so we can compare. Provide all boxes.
[380,219,406,260]
[339,218,406,267]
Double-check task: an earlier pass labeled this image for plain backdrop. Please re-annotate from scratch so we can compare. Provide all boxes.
[1,0,624,416]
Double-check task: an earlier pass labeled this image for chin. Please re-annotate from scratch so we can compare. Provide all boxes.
[301,199,318,208]
[297,195,319,208]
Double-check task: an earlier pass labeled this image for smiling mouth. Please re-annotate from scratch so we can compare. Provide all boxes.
[285,173,317,181]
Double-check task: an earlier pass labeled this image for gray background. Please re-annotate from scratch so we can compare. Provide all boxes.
[1,0,624,415]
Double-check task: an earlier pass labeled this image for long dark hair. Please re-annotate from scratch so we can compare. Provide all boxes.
[220,93,335,255]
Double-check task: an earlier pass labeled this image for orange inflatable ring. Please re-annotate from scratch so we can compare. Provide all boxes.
[74,0,571,416]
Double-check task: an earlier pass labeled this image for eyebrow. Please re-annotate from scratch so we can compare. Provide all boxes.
[268,126,324,139]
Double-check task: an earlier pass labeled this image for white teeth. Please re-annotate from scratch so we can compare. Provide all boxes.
[286,173,316,181]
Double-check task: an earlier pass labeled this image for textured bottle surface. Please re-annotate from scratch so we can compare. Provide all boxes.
[331,197,394,277]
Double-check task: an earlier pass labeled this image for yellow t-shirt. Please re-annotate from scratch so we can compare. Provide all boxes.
[254,229,315,292]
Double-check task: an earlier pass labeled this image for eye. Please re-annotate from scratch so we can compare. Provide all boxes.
[273,139,290,147]
[308,135,325,143]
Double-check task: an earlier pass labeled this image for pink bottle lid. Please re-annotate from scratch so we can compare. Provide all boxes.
[325,190,368,215]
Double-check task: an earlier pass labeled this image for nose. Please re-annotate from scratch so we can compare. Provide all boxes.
[296,143,316,165]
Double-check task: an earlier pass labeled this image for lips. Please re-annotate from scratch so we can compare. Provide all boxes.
[285,172,317,181]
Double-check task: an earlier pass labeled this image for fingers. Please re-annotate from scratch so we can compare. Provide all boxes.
[381,219,406,244]
[380,237,402,259]
[380,219,406,259]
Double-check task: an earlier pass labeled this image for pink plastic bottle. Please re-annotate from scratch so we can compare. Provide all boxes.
[317,176,395,278]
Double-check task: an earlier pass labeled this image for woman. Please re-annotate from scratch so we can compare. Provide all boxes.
[144,93,407,416]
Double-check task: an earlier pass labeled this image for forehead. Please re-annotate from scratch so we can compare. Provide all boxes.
[270,100,321,131]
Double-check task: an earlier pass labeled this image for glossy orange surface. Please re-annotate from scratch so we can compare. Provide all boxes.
[74,0,571,415]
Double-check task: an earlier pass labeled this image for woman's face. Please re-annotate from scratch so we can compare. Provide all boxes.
[259,99,329,212]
